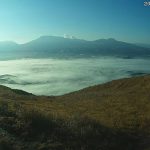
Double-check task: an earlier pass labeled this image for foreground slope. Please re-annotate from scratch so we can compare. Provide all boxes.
[0,75,150,150]
[57,75,150,129]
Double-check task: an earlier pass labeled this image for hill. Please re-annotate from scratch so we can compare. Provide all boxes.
[135,43,150,48]
[0,36,150,59]
[0,75,150,150]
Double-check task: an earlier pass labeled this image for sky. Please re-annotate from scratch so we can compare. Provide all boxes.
[0,0,150,44]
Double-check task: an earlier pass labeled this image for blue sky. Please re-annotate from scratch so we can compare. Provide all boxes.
[0,0,149,43]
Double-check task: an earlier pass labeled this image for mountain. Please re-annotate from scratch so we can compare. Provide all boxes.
[0,41,18,51]
[0,41,20,60]
[135,43,150,48]
[20,36,150,58]
[0,36,150,59]
[0,75,150,150]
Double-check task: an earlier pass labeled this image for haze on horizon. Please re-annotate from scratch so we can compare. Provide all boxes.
[0,0,150,44]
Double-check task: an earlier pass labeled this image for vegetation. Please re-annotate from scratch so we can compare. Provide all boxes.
[0,101,139,150]
[0,75,150,149]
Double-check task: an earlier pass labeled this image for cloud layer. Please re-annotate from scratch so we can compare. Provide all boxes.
[0,57,150,95]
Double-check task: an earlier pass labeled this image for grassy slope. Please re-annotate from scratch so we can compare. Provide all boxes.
[0,75,150,150]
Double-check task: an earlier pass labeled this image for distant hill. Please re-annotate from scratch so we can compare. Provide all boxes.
[0,41,20,60]
[0,75,150,149]
[135,43,150,48]
[0,36,150,59]
[0,41,18,50]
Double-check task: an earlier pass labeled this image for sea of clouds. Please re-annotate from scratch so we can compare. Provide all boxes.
[0,57,150,95]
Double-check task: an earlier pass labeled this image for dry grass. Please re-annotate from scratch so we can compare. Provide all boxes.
[0,75,150,149]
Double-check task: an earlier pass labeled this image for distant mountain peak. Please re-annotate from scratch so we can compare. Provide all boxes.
[93,38,117,42]
[38,35,60,39]
[107,38,117,41]
[0,36,150,59]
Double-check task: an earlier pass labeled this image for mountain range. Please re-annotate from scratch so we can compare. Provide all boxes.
[0,36,150,59]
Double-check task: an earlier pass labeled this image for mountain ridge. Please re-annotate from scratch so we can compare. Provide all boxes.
[0,36,150,59]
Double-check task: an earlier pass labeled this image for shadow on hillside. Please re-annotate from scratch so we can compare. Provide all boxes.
[0,100,147,150]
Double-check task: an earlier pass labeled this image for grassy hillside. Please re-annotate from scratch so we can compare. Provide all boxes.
[0,75,150,150]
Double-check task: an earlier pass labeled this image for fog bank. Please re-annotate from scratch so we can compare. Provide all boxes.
[0,57,150,95]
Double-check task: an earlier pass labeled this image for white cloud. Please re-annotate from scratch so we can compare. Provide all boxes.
[63,34,76,39]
